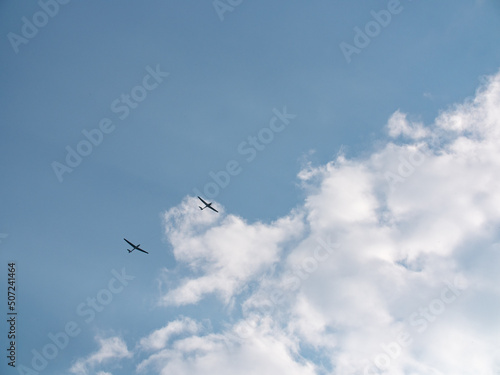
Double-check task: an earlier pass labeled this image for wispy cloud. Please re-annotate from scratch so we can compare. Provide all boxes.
[139,317,201,351]
[70,336,132,375]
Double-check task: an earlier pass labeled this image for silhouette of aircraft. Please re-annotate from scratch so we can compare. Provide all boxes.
[198,196,218,213]
[123,238,149,254]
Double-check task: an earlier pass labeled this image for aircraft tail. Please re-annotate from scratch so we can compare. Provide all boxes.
[128,249,132,253]
[199,206,204,210]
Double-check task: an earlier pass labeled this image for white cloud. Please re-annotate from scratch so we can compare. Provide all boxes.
[139,317,201,351]
[136,319,317,375]
[387,110,429,139]
[160,197,305,306]
[69,68,500,375]
[70,336,132,375]
[153,69,500,374]
[275,69,500,374]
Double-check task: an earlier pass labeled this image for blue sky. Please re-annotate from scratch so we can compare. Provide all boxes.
[1,1,500,374]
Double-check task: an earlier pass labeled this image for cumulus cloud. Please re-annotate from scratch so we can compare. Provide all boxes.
[151,69,500,374]
[68,69,500,375]
[70,336,132,375]
[276,69,500,374]
[160,197,305,306]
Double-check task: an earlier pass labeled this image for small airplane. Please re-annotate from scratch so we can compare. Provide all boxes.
[123,238,149,254]
[198,196,218,213]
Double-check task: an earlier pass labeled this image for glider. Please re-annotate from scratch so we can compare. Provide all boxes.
[123,238,149,254]
[198,196,218,213]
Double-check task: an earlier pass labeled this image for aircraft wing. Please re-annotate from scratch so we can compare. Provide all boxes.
[124,238,135,247]
[198,196,209,206]
[208,205,219,213]
[137,247,149,254]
